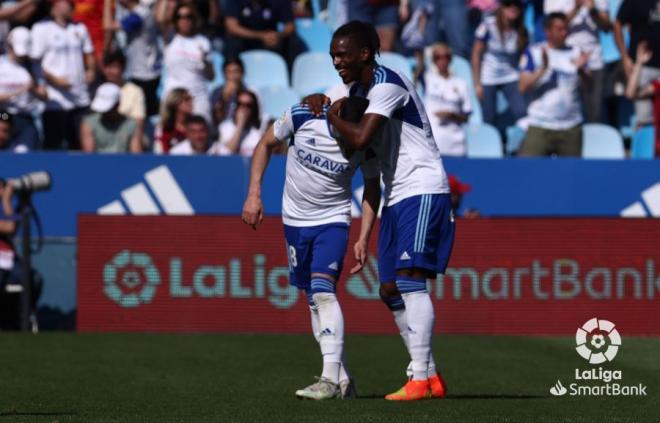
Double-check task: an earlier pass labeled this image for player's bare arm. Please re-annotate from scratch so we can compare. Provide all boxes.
[327,99,387,151]
[242,125,280,229]
[350,175,380,274]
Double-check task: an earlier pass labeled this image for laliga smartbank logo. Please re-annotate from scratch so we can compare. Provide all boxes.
[549,318,647,397]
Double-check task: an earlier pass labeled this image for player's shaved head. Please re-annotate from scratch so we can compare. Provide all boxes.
[332,21,380,64]
[340,97,370,123]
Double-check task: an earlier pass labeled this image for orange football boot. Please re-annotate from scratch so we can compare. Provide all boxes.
[384,379,432,401]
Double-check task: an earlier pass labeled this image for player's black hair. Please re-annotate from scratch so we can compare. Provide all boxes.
[340,97,370,123]
[544,12,567,28]
[185,114,209,128]
[102,49,127,68]
[332,21,380,63]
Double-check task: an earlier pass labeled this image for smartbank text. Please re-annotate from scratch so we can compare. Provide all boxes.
[155,255,660,309]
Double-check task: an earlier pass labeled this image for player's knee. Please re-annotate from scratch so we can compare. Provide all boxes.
[312,292,337,306]
[304,288,316,307]
[310,276,336,298]
[379,283,405,311]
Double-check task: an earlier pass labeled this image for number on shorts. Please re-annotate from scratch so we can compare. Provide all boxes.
[287,245,298,270]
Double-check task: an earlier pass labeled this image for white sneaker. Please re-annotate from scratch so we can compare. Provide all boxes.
[295,377,340,400]
[339,378,357,399]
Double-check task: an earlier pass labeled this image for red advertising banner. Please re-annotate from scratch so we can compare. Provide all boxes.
[78,216,660,334]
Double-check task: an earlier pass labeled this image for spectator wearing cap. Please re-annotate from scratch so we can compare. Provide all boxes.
[80,82,141,153]
[169,114,222,155]
[30,0,96,150]
[545,0,611,123]
[518,13,589,157]
[106,0,162,117]
[471,0,527,128]
[615,0,660,128]
[224,0,304,68]
[424,43,472,156]
[156,2,213,122]
[99,50,146,145]
[0,112,29,152]
[0,27,42,151]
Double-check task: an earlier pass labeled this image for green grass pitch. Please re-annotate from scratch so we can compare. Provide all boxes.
[0,333,658,422]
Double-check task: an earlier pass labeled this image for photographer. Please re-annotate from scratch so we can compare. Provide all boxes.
[0,178,42,330]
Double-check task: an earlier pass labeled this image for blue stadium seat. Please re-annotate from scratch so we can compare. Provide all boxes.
[582,123,625,159]
[292,51,342,97]
[631,126,655,159]
[257,85,301,118]
[295,18,332,53]
[505,125,526,155]
[466,123,503,158]
[209,51,225,89]
[240,50,289,89]
[378,52,414,81]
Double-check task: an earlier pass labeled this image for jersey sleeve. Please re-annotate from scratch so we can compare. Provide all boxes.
[273,108,294,142]
[364,83,408,118]
[360,148,380,179]
[474,21,488,42]
[80,24,94,54]
[29,25,46,60]
[519,47,536,73]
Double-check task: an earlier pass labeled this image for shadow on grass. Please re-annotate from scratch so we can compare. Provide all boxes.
[358,394,549,400]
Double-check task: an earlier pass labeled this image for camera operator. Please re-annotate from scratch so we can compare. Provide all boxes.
[0,178,42,330]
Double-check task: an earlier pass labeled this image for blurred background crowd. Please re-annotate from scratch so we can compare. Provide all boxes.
[0,0,657,158]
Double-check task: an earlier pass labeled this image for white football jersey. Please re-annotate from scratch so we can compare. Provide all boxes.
[273,103,379,227]
[349,66,449,207]
[474,15,522,85]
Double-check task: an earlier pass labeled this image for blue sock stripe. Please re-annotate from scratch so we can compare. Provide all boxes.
[385,296,405,310]
[396,278,427,294]
[305,290,315,306]
[310,278,336,293]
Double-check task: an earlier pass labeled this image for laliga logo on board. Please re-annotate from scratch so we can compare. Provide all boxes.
[104,250,161,308]
[575,318,621,364]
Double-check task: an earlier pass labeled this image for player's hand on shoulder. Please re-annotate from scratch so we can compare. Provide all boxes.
[242,195,264,230]
[301,93,330,116]
[328,97,347,118]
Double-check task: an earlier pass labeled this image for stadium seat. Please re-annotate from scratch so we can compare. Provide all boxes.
[582,123,625,159]
[291,51,342,97]
[378,52,414,81]
[209,51,225,89]
[258,85,301,118]
[631,126,655,159]
[505,125,526,155]
[240,50,289,90]
[466,123,503,158]
[295,18,332,53]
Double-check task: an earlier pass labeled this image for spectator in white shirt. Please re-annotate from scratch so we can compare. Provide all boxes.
[518,12,589,157]
[471,0,528,127]
[106,0,162,117]
[218,89,263,156]
[169,114,222,155]
[157,2,213,123]
[0,27,42,151]
[424,43,472,156]
[30,0,95,150]
[544,0,611,123]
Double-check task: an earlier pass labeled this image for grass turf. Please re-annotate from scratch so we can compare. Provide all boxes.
[0,333,658,422]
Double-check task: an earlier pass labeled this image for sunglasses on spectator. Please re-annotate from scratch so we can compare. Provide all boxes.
[238,101,254,107]
[176,14,194,20]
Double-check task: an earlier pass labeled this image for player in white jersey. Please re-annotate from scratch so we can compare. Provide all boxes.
[305,20,455,401]
[242,97,381,400]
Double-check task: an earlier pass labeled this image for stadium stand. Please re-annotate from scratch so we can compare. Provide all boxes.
[240,50,290,90]
[258,85,301,119]
[292,51,342,97]
[582,124,626,159]
[466,123,502,158]
[631,126,656,159]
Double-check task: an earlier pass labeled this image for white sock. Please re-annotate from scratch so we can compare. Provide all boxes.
[310,305,350,382]
[392,306,438,378]
[401,291,434,381]
[313,292,344,384]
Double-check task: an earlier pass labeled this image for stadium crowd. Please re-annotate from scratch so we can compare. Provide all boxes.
[0,0,657,157]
